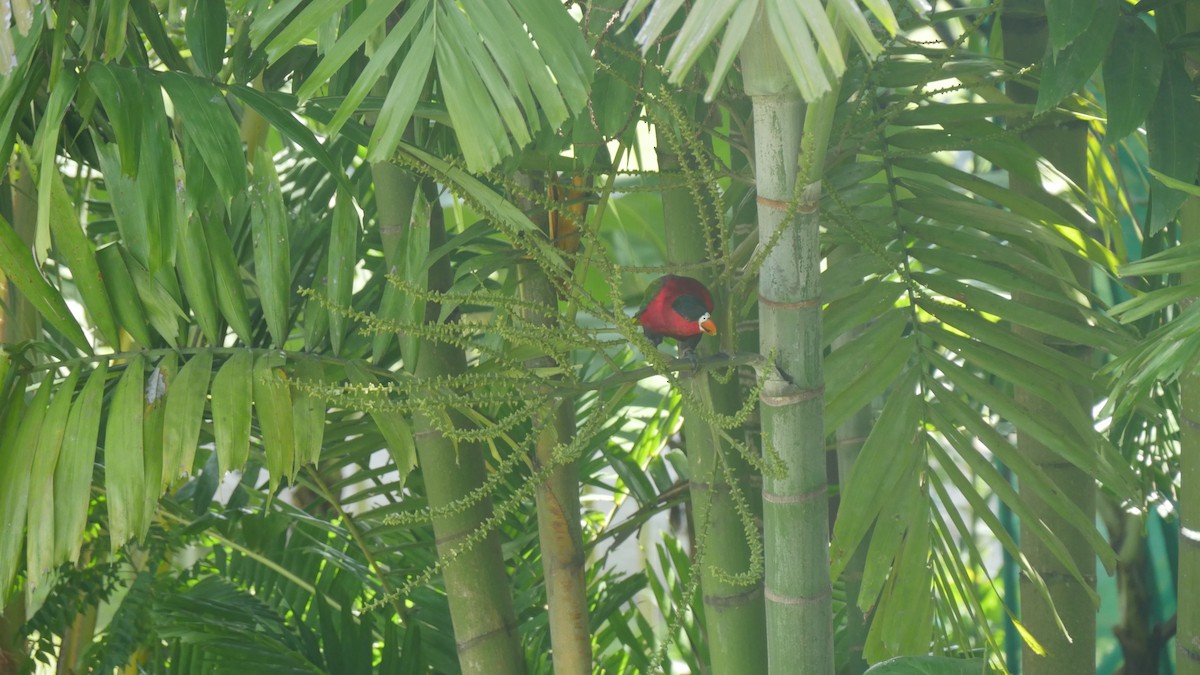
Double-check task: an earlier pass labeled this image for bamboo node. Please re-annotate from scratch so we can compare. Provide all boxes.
[764,586,832,605]
[763,486,827,505]
[756,195,790,210]
[702,585,764,607]
[760,384,823,407]
[757,293,820,310]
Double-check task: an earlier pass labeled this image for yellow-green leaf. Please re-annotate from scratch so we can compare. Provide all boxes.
[346,362,416,487]
[27,370,78,613]
[105,356,145,552]
[96,243,154,347]
[54,361,107,564]
[201,214,253,343]
[250,149,292,347]
[143,355,174,514]
[212,351,252,474]
[163,351,212,489]
[327,193,357,354]
[254,353,295,491]
[292,356,325,467]
[0,214,91,351]
[0,376,47,601]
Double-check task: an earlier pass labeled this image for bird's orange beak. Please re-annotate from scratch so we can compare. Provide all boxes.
[700,318,717,336]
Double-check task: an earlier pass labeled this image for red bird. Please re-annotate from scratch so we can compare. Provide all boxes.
[636,275,717,362]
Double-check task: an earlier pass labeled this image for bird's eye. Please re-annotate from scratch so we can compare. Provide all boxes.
[699,312,710,323]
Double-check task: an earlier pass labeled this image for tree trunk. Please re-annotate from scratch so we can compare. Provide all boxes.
[1002,4,1097,672]
[741,8,837,673]
[372,161,526,674]
[657,138,767,674]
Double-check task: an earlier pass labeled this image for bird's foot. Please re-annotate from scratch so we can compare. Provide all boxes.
[679,347,700,374]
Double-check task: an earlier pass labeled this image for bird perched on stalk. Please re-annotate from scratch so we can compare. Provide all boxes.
[636,275,717,367]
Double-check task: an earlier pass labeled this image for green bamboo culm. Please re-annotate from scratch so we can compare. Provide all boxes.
[657,135,767,674]
[1002,3,1097,672]
[1179,197,1200,675]
[740,8,836,674]
[514,174,591,674]
[372,161,525,674]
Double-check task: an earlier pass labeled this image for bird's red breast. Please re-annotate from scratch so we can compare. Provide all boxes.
[637,275,715,339]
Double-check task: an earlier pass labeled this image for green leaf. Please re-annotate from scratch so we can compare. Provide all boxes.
[765,0,831,101]
[1103,16,1162,141]
[262,0,352,62]
[663,0,739,89]
[176,212,222,344]
[1146,59,1200,232]
[86,64,143,176]
[1046,0,1095,51]
[212,351,253,474]
[47,166,120,347]
[163,351,213,488]
[106,356,146,552]
[291,356,326,468]
[313,0,428,141]
[704,0,759,103]
[136,70,177,274]
[0,376,49,599]
[1147,166,1200,198]
[366,21,436,164]
[229,86,355,196]
[864,655,987,674]
[254,353,296,492]
[1035,0,1118,115]
[186,0,227,77]
[250,148,293,347]
[26,370,78,610]
[293,0,406,103]
[122,249,186,348]
[33,68,79,265]
[831,370,922,578]
[158,71,247,210]
[327,193,357,355]
[94,141,153,270]
[857,462,918,612]
[142,355,173,523]
[932,392,1113,579]
[0,213,90,351]
[96,243,154,347]
[54,361,107,565]
[346,363,417,487]
[200,212,254,343]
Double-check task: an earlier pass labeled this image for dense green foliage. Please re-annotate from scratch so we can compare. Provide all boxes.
[0,0,1194,673]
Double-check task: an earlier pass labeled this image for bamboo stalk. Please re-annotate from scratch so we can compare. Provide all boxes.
[515,174,590,674]
[740,9,836,672]
[657,137,767,674]
[372,161,525,674]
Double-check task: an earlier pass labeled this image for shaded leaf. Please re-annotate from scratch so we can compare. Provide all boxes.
[1103,16,1162,141]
